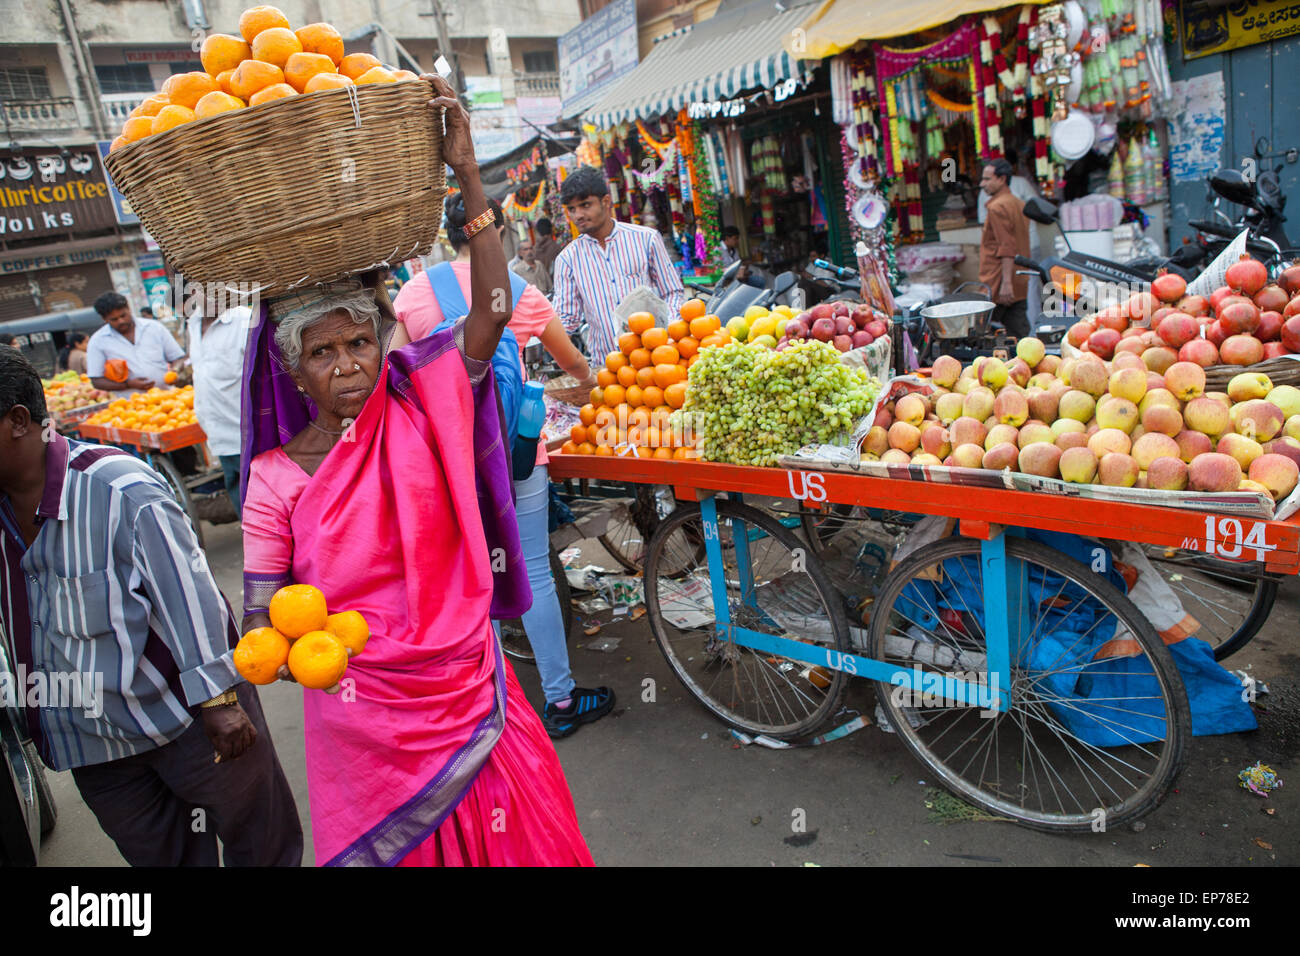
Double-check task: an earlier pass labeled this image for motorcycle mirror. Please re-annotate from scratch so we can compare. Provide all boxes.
[720,259,742,281]
[1022,197,1060,225]
[772,271,798,296]
[1209,168,1258,208]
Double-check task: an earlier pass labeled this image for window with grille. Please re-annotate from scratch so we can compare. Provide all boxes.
[522,50,556,73]
[0,67,53,101]
[95,64,156,94]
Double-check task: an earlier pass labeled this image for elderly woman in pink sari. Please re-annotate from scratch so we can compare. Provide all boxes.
[238,76,592,866]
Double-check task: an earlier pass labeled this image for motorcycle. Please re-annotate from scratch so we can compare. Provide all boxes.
[682,259,801,320]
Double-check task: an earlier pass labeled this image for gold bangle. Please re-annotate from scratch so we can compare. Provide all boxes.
[462,207,497,240]
[200,689,239,709]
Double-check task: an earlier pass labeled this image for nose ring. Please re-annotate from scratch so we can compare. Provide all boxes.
[353,363,361,371]
[333,367,341,376]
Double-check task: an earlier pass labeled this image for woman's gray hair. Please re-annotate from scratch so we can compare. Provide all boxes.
[271,287,381,370]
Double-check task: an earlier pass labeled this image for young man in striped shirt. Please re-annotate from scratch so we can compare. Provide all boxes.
[551,166,687,362]
[0,349,301,866]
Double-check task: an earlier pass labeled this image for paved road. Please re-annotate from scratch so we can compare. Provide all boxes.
[37,518,1296,867]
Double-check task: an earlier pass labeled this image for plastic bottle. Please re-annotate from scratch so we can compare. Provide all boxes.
[512,381,546,481]
[1108,149,1125,199]
[1124,136,1148,205]
[1148,128,1167,202]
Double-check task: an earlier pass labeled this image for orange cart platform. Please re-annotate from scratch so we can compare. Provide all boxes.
[547,452,1300,575]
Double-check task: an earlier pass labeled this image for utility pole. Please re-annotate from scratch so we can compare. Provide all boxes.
[428,0,464,95]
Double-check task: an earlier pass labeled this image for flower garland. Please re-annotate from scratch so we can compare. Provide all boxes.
[503,179,546,219]
[675,114,721,270]
[636,118,676,157]
[975,19,1002,157]
[848,49,880,181]
[627,140,678,190]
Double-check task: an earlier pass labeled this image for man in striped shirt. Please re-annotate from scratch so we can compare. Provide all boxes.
[551,166,686,362]
[0,349,301,866]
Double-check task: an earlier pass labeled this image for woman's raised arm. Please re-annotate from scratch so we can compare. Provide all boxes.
[424,74,511,362]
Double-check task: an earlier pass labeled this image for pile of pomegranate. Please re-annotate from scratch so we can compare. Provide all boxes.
[1065,256,1300,369]
[778,301,891,353]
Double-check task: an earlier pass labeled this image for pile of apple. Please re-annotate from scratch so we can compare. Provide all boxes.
[773,301,890,353]
[1065,257,1300,368]
[45,380,111,416]
[863,335,1300,502]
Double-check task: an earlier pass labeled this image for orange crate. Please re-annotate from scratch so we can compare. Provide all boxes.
[76,421,207,453]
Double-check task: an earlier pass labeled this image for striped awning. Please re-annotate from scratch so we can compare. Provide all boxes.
[585,0,821,130]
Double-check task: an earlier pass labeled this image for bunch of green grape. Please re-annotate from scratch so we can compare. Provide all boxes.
[675,340,881,466]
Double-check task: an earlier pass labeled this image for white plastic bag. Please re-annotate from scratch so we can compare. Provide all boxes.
[614,285,672,329]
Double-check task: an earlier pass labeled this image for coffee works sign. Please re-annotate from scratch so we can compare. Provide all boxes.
[0,148,118,240]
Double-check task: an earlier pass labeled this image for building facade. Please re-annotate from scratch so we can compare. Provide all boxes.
[0,0,578,319]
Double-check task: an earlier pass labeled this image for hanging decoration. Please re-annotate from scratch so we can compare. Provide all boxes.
[505,145,545,185]
[502,179,546,219]
[626,141,678,191]
[636,118,676,157]
[676,113,722,271]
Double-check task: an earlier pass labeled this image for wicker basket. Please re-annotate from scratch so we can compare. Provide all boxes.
[1204,357,1300,391]
[104,82,445,296]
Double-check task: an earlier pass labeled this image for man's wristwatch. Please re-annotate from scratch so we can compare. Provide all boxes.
[200,689,239,709]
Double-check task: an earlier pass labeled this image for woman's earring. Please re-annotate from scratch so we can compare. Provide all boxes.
[297,386,305,393]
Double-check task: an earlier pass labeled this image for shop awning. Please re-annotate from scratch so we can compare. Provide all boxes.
[585,0,822,130]
[782,0,1052,60]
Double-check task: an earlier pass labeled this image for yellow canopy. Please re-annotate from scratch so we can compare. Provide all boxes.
[784,0,1052,59]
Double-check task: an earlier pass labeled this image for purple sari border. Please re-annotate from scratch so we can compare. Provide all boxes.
[324,637,509,867]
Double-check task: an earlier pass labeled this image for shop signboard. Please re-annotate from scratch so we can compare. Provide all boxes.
[95,141,140,226]
[137,251,173,318]
[0,148,119,241]
[465,76,505,110]
[123,49,202,63]
[558,0,638,118]
[1180,0,1300,59]
[516,95,563,129]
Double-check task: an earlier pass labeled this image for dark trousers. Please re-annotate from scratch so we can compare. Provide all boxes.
[992,300,1030,340]
[71,683,302,867]
[219,453,241,517]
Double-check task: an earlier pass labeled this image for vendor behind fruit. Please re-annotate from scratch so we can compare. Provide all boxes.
[86,291,188,393]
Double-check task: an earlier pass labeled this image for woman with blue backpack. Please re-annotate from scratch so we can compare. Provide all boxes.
[389,196,616,739]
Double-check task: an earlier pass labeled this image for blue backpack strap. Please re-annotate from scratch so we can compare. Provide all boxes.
[424,263,527,440]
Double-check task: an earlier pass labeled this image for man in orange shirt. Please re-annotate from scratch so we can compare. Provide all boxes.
[978,159,1032,340]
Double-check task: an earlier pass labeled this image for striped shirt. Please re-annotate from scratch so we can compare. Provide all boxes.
[0,435,241,771]
[551,220,686,362]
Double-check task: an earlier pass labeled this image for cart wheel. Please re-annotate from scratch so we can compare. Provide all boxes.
[870,536,1189,832]
[150,453,204,550]
[500,546,573,664]
[597,482,675,572]
[797,503,918,557]
[1140,546,1278,662]
[644,500,850,739]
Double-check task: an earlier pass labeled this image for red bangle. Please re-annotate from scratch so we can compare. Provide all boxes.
[463,208,497,240]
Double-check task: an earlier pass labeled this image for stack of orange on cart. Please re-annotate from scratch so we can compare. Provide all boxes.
[560,298,725,458]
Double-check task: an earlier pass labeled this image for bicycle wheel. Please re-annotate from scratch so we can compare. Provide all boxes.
[798,503,918,558]
[644,500,850,738]
[870,536,1189,832]
[598,483,674,572]
[150,452,204,549]
[1141,546,1278,661]
[500,546,573,664]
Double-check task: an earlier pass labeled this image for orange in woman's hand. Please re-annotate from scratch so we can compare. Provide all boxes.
[269,584,328,639]
[325,610,369,657]
[234,627,291,685]
[288,631,349,689]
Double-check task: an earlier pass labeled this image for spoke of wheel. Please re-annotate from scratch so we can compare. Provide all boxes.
[1019,687,1169,759]
[1014,695,1143,808]
[1013,697,1108,813]
[1010,702,1067,814]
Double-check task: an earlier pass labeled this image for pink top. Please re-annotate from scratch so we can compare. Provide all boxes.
[394,261,556,466]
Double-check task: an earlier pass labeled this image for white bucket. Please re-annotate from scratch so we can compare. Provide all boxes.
[1063,230,1115,259]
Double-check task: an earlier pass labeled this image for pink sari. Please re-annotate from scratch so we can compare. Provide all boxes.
[242,325,592,866]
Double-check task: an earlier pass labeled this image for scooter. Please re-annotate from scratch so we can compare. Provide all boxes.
[683,259,802,320]
[1187,164,1298,270]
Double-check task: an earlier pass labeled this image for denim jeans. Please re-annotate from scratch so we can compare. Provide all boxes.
[509,463,574,704]
[219,454,241,517]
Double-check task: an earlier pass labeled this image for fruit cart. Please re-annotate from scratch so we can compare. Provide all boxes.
[546,451,1300,832]
[74,420,226,547]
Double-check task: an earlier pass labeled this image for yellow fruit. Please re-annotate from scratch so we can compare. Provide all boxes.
[743,305,770,322]
[120,116,155,143]
[295,22,344,65]
[238,4,291,43]
[326,610,369,657]
[248,83,297,105]
[283,52,337,92]
[251,26,302,69]
[393,70,419,81]
[268,584,328,639]
[229,59,285,100]
[200,33,252,75]
[747,316,778,340]
[166,72,220,110]
[339,53,382,80]
[355,66,396,85]
[194,91,245,119]
[288,630,349,689]
[303,72,354,93]
[151,105,196,135]
[214,69,237,95]
[128,94,170,119]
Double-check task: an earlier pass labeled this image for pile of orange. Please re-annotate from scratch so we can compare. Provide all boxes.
[82,385,197,433]
[110,5,420,151]
[234,584,369,689]
[559,299,727,459]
